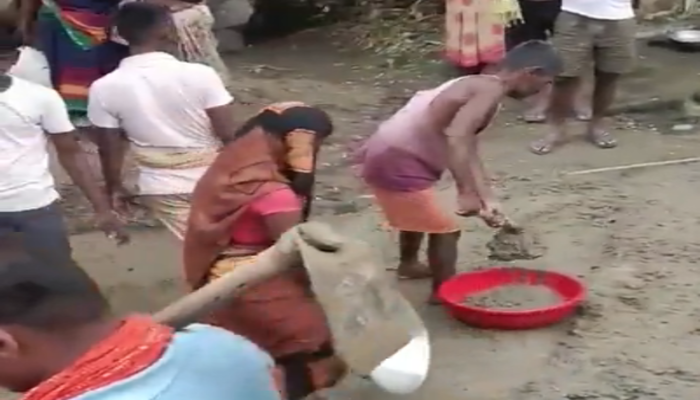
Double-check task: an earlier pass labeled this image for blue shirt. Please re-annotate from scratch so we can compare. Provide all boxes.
[74,324,282,400]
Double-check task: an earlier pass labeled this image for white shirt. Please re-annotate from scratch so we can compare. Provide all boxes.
[561,0,634,20]
[0,77,75,212]
[88,52,233,195]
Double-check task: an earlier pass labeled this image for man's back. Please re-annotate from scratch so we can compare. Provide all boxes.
[88,52,234,195]
[88,52,231,150]
[74,324,281,400]
[363,76,500,169]
[0,77,74,211]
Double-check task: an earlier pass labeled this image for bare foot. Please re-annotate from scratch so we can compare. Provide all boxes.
[586,128,617,149]
[529,131,566,155]
[397,261,432,280]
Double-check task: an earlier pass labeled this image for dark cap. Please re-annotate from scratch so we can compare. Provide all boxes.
[0,234,108,329]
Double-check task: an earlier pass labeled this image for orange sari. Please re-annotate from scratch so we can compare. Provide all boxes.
[184,129,343,399]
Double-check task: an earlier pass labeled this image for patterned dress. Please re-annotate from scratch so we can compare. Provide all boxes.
[445,0,506,69]
[170,4,231,85]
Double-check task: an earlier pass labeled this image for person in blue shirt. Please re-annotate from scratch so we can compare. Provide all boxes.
[0,233,283,400]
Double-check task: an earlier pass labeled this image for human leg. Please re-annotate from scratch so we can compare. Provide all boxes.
[573,85,593,121]
[530,76,583,154]
[522,83,551,123]
[369,186,458,280]
[4,202,73,265]
[530,11,592,155]
[139,194,192,240]
[586,70,620,148]
[277,344,347,400]
[585,17,636,149]
[427,231,461,304]
[208,261,342,400]
[397,231,431,279]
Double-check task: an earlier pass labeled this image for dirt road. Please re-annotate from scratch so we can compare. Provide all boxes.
[35,29,700,400]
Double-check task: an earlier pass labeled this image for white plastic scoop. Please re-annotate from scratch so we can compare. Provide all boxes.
[369,329,431,394]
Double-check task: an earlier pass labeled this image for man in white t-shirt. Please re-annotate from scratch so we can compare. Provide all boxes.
[0,35,128,262]
[89,2,237,240]
[530,0,636,155]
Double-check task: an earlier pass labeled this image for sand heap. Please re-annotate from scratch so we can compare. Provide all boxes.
[486,226,545,261]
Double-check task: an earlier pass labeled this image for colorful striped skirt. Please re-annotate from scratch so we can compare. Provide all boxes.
[36,8,127,120]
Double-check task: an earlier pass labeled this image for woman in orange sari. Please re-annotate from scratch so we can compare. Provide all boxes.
[184,104,341,400]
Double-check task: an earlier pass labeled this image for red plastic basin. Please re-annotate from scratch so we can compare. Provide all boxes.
[437,267,586,330]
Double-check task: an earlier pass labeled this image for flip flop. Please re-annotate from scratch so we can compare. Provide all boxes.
[574,109,592,121]
[587,129,618,149]
[529,136,563,155]
[522,111,547,123]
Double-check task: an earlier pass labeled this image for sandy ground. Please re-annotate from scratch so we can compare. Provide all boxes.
[28,28,700,400]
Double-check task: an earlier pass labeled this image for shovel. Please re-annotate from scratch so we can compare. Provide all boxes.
[152,222,430,395]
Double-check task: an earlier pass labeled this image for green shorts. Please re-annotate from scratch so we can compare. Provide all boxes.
[552,11,637,76]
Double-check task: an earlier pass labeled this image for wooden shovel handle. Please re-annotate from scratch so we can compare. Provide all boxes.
[153,222,343,329]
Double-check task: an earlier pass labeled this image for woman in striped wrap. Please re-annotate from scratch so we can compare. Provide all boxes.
[184,104,340,400]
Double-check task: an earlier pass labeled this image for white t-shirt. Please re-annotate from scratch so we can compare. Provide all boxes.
[0,77,75,212]
[88,52,233,195]
[561,0,634,20]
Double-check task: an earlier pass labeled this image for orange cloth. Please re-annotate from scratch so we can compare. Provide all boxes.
[208,256,332,358]
[184,128,288,289]
[22,316,173,400]
[185,126,332,360]
[186,125,341,398]
[370,186,460,234]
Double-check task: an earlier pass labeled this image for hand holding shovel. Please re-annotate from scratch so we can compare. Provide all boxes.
[457,202,521,232]
[152,222,342,328]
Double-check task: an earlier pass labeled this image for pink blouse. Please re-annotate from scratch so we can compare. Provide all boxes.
[230,188,302,247]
